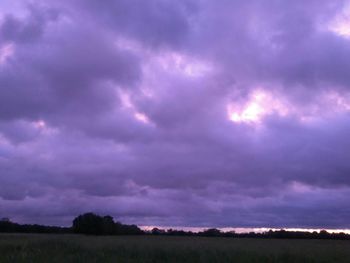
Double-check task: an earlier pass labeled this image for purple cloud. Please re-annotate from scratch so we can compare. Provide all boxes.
[1,0,350,229]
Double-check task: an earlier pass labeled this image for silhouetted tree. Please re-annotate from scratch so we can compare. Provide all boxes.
[151,227,165,235]
[72,213,143,235]
[200,228,221,237]
[102,215,116,234]
[72,213,105,235]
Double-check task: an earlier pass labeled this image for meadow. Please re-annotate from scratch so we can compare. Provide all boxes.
[1,234,350,263]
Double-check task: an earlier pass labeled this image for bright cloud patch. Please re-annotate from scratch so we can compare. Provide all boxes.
[227,90,289,124]
[328,4,350,38]
[0,43,14,65]
[150,52,212,78]
[228,89,350,125]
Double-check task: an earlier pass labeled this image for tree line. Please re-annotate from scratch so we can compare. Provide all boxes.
[1,213,350,240]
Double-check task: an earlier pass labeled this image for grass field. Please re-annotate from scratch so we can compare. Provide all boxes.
[1,234,350,263]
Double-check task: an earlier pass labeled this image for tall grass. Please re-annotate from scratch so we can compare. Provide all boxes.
[0,234,350,262]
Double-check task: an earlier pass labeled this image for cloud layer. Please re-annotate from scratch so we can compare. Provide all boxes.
[1,0,350,228]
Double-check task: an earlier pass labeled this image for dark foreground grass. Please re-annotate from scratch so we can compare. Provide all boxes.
[1,234,350,263]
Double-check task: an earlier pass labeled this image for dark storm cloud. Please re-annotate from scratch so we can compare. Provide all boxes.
[0,3,142,138]
[72,0,198,48]
[0,4,59,43]
[1,0,350,229]
[171,0,350,91]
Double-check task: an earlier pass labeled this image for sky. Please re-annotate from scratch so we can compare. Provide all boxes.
[1,0,350,229]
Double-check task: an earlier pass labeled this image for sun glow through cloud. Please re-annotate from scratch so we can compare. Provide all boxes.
[230,102,262,123]
[228,90,288,124]
[228,91,268,123]
[228,89,350,125]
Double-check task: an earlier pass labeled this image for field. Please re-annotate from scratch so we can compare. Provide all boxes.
[1,234,350,263]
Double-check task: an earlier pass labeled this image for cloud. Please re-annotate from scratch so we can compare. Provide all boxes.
[71,0,198,49]
[1,0,350,229]
[0,3,60,43]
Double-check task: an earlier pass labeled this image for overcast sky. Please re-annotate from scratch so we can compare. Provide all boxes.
[1,0,350,228]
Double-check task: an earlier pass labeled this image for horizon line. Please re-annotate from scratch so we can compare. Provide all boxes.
[139,226,350,234]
